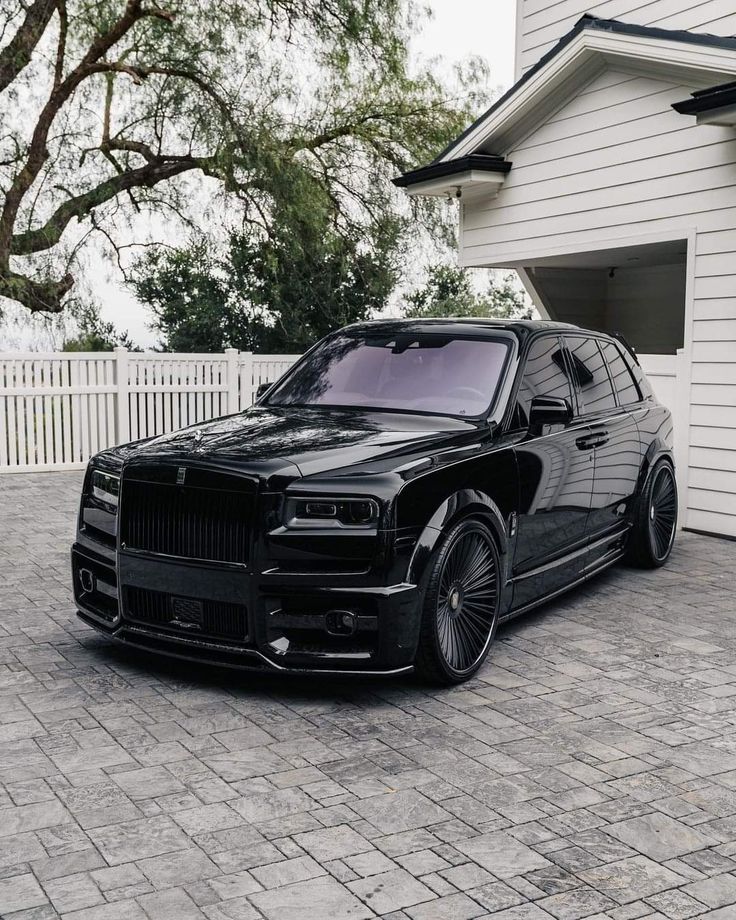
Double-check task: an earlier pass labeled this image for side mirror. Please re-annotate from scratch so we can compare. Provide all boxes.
[256,381,273,400]
[528,395,572,432]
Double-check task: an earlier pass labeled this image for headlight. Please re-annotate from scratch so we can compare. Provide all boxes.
[285,496,379,528]
[90,469,120,511]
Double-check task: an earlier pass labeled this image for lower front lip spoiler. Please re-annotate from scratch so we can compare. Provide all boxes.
[77,610,414,677]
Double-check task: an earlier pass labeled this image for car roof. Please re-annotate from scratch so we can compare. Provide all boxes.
[342,317,599,341]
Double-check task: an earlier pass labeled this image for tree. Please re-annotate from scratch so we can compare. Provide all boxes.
[131,207,399,352]
[404,265,533,320]
[0,0,486,317]
[61,300,137,351]
[132,242,229,353]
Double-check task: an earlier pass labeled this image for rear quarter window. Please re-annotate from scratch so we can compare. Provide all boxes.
[600,340,643,405]
[563,336,617,416]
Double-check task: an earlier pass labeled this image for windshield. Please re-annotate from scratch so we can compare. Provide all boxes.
[265,332,511,417]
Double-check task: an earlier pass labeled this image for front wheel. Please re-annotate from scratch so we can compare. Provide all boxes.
[415,518,500,685]
[627,460,678,568]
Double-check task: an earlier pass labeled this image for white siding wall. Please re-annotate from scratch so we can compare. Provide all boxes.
[517,0,736,75]
[461,68,736,537]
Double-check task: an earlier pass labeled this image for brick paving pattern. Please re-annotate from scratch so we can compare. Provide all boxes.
[2,472,736,919]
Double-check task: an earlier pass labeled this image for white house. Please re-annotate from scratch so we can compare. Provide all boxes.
[395,2,736,540]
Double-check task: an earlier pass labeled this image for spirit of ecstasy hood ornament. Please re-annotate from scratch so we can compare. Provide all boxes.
[192,429,206,452]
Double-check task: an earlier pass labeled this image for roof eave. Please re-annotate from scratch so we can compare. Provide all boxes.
[673,83,736,125]
[392,154,512,199]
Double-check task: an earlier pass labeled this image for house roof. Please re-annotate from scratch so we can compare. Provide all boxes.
[395,14,736,192]
[434,16,736,164]
[673,80,736,115]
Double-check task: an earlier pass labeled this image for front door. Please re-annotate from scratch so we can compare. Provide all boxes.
[512,334,596,609]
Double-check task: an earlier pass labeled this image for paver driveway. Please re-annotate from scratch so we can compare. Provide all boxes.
[2,472,736,920]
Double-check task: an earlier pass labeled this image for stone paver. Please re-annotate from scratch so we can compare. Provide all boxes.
[2,472,736,919]
[606,813,716,861]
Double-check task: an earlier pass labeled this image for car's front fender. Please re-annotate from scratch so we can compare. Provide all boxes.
[405,487,512,587]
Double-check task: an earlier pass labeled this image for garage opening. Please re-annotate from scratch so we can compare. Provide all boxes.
[521,239,687,356]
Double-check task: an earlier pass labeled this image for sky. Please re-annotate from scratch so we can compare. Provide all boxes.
[419,0,516,89]
[14,0,519,350]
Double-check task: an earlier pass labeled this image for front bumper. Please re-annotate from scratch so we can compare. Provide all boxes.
[71,539,421,675]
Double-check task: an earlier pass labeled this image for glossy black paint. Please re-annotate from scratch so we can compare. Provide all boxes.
[72,319,674,676]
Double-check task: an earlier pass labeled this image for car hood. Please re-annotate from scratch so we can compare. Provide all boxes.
[123,406,483,479]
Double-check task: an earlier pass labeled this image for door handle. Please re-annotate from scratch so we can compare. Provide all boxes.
[576,434,609,450]
[589,429,610,448]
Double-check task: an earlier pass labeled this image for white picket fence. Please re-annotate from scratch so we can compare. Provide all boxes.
[0,347,685,475]
[0,349,299,472]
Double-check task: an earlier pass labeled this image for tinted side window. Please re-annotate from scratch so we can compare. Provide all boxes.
[600,340,642,405]
[515,336,572,426]
[564,336,616,416]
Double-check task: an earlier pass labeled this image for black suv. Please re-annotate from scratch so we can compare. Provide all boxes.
[72,320,677,684]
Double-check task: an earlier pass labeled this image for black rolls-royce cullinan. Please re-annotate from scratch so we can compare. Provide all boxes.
[72,320,677,684]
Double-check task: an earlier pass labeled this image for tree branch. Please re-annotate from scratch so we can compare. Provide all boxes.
[105,136,159,163]
[0,0,171,266]
[0,267,73,314]
[0,0,57,95]
[10,155,204,256]
[53,0,66,87]
[134,65,248,151]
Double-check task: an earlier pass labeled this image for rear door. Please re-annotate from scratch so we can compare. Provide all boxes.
[562,335,641,555]
[512,334,595,608]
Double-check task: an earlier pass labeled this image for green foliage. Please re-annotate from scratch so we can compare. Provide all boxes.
[61,300,138,352]
[132,244,227,353]
[131,209,399,353]
[405,265,533,320]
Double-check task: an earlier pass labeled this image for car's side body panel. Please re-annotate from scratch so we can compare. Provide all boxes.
[511,422,595,610]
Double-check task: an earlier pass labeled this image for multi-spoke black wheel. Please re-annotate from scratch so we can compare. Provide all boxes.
[416,518,500,684]
[626,459,678,568]
[648,465,677,561]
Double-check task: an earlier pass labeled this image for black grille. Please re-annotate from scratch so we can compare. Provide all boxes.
[124,586,247,640]
[120,470,253,564]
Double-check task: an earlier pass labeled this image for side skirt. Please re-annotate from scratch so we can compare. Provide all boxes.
[499,546,625,624]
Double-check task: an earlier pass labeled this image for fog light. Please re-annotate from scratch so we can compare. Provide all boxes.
[79,568,95,593]
[326,609,357,636]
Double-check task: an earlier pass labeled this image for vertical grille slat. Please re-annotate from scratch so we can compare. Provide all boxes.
[120,469,253,564]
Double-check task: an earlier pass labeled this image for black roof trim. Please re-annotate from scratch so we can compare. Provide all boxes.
[673,80,736,114]
[343,317,581,341]
[428,14,736,165]
[392,154,512,190]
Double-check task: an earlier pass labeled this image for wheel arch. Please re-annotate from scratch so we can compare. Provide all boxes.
[626,441,678,567]
[626,437,676,531]
[406,489,510,589]
[637,438,675,494]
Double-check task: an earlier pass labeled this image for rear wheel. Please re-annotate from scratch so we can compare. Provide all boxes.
[415,518,500,685]
[627,460,677,568]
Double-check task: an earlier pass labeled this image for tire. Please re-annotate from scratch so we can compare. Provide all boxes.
[626,459,678,568]
[415,518,501,685]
